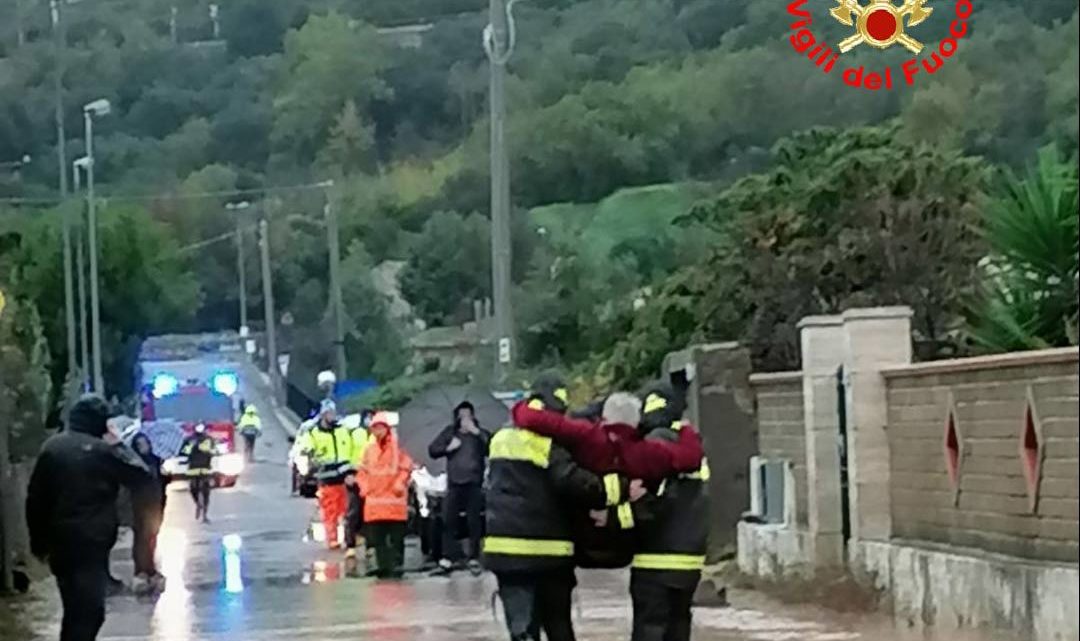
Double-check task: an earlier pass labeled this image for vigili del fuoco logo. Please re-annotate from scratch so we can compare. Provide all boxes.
[788,0,973,90]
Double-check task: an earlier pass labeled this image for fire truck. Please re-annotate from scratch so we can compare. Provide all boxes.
[139,365,246,487]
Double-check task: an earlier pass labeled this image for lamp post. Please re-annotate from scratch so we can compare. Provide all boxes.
[83,98,110,393]
[73,156,90,392]
[226,201,251,336]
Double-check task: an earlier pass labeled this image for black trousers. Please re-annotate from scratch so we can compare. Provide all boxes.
[190,475,212,515]
[496,569,577,641]
[345,485,364,550]
[53,556,108,641]
[442,482,484,561]
[242,433,257,462]
[629,572,697,641]
[368,521,406,578]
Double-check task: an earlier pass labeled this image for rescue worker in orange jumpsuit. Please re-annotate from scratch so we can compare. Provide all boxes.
[357,412,414,579]
[297,401,356,551]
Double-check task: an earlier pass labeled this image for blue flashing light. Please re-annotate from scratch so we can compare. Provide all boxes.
[152,374,180,399]
[212,372,239,397]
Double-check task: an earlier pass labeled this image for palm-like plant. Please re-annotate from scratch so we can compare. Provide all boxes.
[968,146,1080,351]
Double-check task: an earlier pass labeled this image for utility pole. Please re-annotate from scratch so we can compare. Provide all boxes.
[170,6,178,45]
[227,201,251,334]
[52,0,77,382]
[323,184,346,380]
[486,0,517,384]
[73,160,89,392]
[259,217,281,400]
[83,101,112,394]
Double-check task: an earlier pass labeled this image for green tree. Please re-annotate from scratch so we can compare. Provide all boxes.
[317,100,376,176]
[271,12,390,165]
[399,211,490,326]
[15,205,200,398]
[967,146,1080,351]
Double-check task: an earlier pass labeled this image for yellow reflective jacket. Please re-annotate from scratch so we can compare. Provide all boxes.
[297,423,355,483]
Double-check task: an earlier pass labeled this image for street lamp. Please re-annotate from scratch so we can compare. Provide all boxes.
[72,156,91,392]
[83,98,110,393]
[226,201,252,336]
[0,154,31,171]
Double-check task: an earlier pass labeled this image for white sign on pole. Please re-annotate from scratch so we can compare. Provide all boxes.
[278,354,290,378]
[239,325,249,338]
[245,339,256,355]
[498,337,511,364]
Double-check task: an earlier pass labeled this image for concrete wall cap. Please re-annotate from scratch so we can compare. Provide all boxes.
[749,371,803,385]
[797,315,843,329]
[881,346,1079,378]
[840,306,914,321]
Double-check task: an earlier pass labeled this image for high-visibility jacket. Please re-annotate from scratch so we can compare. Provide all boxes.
[613,445,710,588]
[482,421,629,573]
[181,434,217,475]
[357,431,412,522]
[238,410,261,436]
[350,427,371,467]
[297,423,356,485]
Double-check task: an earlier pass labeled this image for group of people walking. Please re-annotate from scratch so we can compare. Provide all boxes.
[484,375,709,641]
[299,374,710,641]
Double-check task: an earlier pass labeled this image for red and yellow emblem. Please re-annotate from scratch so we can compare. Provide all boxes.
[831,0,933,54]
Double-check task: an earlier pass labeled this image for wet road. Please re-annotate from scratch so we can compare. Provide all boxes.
[25,363,1015,641]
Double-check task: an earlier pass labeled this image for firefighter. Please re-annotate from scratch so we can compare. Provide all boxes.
[357,412,413,578]
[484,374,642,641]
[610,382,710,641]
[180,423,217,523]
[238,405,261,463]
[297,401,356,551]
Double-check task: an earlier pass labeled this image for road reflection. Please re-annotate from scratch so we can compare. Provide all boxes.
[152,527,191,640]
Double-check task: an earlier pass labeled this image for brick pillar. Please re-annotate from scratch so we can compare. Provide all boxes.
[664,343,756,559]
[798,315,846,567]
[841,307,912,543]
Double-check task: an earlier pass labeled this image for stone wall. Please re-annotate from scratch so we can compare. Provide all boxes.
[664,343,756,559]
[883,348,1080,563]
[749,372,807,526]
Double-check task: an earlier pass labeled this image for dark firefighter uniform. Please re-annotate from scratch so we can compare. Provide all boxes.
[614,383,711,641]
[181,426,217,522]
[297,408,357,551]
[483,376,629,641]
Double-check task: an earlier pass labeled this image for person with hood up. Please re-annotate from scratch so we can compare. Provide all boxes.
[130,433,167,594]
[428,400,491,576]
[605,382,711,641]
[26,394,152,641]
[297,400,357,552]
[180,423,217,523]
[357,411,414,578]
[484,374,645,641]
[237,404,261,463]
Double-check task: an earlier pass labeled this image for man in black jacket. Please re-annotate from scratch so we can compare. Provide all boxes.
[428,400,491,575]
[26,395,152,641]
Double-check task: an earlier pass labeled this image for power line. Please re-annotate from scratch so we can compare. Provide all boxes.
[0,180,334,207]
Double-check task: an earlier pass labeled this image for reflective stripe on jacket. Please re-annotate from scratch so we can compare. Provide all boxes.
[298,424,356,484]
[483,425,627,573]
[358,431,412,522]
[620,456,710,587]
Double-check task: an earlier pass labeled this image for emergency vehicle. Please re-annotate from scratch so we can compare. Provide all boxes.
[139,369,246,487]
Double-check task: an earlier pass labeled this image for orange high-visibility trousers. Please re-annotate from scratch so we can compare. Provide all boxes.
[317,484,348,548]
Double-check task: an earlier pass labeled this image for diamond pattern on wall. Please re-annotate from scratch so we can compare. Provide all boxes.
[1020,386,1045,513]
[942,394,963,505]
